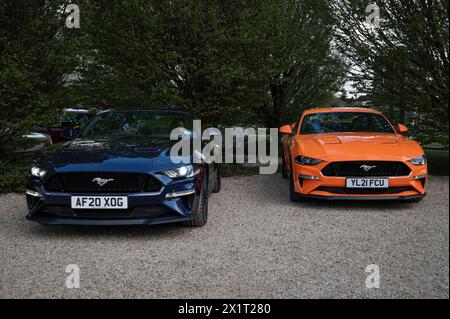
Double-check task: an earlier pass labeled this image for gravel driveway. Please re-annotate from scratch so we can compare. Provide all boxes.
[0,175,448,299]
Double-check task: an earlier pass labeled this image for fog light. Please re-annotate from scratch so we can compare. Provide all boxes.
[26,189,42,197]
[414,174,427,188]
[165,189,196,199]
[299,174,320,180]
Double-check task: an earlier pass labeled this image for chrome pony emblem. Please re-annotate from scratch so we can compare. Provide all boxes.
[360,165,377,172]
[92,177,114,186]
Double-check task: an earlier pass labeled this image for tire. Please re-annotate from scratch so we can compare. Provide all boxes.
[212,165,221,193]
[289,165,305,202]
[282,156,288,179]
[184,173,208,227]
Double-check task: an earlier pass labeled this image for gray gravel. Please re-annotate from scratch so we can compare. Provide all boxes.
[0,175,448,299]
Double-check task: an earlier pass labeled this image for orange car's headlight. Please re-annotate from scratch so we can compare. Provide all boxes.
[295,156,323,166]
[408,155,427,166]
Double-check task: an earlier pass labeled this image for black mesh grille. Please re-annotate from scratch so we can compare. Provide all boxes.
[43,175,63,192]
[39,205,173,219]
[44,172,161,193]
[321,161,411,177]
[74,210,132,218]
[317,186,415,195]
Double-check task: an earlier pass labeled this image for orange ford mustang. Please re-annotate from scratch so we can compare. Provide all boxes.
[280,107,427,202]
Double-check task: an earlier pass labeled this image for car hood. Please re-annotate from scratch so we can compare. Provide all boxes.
[298,133,424,160]
[34,137,188,173]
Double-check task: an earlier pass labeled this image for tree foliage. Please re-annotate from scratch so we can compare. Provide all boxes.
[0,0,81,155]
[240,0,347,127]
[332,0,449,145]
[71,0,345,127]
[1,0,447,161]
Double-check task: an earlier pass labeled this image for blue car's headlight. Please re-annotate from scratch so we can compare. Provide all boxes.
[162,165,200,178]
[408,155,427,166]
[295,156,323,166]
[30,166,47,178]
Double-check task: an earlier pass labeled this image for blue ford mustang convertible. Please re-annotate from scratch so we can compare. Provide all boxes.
[25,109,221,227]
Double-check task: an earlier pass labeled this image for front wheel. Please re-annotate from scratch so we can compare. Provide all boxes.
[184,174,208,227]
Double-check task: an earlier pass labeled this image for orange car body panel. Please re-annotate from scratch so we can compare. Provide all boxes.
[281,107,428,199]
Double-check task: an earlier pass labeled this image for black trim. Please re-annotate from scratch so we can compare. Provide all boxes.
[316,186,415,195]
[321,161,411,177]
[298,193,426,201]
[44,172,162,194]
[26,215,193,225]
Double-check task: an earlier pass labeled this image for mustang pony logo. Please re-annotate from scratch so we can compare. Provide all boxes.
[92,177,114,186]
[360,165,377,172]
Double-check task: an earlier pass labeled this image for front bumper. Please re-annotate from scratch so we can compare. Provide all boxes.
[26,172,204,226]
[26,214,194,226]
[292,160,428,200]
[298,193,426,201]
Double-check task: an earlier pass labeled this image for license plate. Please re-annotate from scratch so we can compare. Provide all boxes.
[346,178,389,188]
[71,196,128,209]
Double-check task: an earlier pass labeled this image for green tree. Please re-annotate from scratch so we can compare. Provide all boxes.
[332,0,449,145]
[75,0,254,126]
[74,0,345,128]
[240,0,347,128]
[0,0,81,155]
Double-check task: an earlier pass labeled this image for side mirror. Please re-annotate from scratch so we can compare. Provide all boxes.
[396,124,408,134]
[279,125,292,135]
[61,127,76,140]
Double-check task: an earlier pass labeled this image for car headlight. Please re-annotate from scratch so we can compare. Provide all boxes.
[30,166,47,178]
[408,155,427,166]
[295,156,323,165]
[162,165,199,178]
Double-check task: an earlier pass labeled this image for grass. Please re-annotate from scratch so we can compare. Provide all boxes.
[0,156,30,193]
[425,148,449,175]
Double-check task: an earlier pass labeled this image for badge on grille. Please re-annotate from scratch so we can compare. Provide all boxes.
[360,165,377,172]
[92,177,114,186]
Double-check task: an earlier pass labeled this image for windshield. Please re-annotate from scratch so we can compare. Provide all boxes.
[80,110,193,139]
[300,112,395,134]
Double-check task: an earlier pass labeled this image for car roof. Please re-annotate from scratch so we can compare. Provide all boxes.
[303,107,382,115]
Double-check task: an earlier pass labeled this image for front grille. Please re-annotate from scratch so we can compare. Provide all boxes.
[321,161,411,177]
[44,175,63,192]
[44,172,161,193]
[317,186,415,195]
[74,210,132,218]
